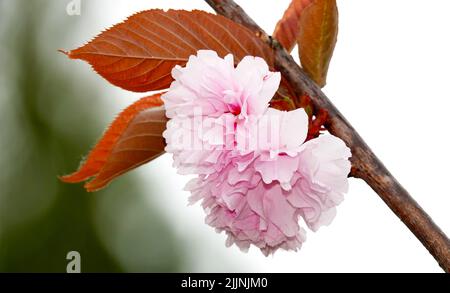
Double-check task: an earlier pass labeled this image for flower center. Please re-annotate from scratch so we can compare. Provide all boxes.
[230,104,241,116]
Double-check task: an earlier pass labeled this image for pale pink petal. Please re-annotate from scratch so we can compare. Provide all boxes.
[263,184,298,237]
[257,108,308,154]
[235,56,281,116]
[254,154,300,190]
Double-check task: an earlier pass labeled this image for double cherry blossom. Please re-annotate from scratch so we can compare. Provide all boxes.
[162,50,351,255]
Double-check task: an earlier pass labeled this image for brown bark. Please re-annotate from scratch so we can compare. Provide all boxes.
[206,0,450,272]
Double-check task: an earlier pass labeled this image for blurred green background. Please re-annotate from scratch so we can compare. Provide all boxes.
[0,0,183,272]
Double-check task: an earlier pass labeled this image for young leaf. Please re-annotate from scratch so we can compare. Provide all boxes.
[60,93,167,191]
[62,9,273,92]
[273,0,313,53]
[297,0,338,87]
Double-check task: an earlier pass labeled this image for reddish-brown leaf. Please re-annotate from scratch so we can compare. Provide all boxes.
[63,9,274,92]
[60,93,167,191]
[297,0,338,87]
[273,0,313,53]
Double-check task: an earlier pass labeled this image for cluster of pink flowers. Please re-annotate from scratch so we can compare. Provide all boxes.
[162,50,351,255]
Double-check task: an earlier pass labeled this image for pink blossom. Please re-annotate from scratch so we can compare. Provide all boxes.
[162,50,352,255]
[163,50,280,119]
[162,50,281,175]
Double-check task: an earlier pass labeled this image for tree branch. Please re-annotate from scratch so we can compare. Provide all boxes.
[206,0,450,272]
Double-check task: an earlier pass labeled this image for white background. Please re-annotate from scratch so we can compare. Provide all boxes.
[66,0,450,272]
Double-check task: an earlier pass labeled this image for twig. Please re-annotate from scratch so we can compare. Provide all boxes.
[205,0,450,272]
